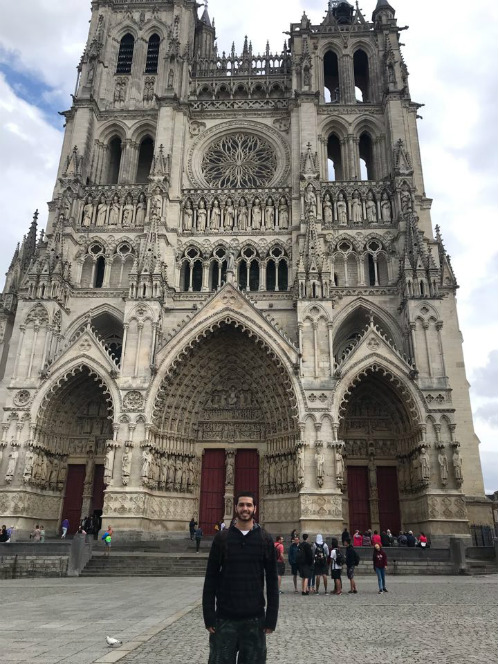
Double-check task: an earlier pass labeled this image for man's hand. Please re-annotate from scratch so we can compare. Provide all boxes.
[263,628,274,635]
[207,627,216,634]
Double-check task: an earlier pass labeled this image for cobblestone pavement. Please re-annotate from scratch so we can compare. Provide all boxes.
[120,575,498,664]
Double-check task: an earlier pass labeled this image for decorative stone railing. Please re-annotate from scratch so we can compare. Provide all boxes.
[180,188,292,234]
[193,53,292,79]
[77,184,149,230]
[319,180,395,227]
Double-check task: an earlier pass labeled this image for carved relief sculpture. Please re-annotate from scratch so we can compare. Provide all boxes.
[438,449,448,486]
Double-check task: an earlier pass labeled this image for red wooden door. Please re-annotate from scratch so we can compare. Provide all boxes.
[377,466,401,534]
[61,465,85,534]
[92,465,105,512]
[347,466,370,534]
[234,449,259,517]
[199,449,226,535]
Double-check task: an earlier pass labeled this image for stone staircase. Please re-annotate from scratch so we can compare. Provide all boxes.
[80,552,209,577]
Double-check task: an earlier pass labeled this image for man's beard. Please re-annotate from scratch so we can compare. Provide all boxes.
[236,509,255,522]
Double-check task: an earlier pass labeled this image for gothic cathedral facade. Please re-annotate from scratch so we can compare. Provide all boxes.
[0,0,492,541]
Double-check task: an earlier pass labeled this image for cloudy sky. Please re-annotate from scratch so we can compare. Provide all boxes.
[1,1,497,491]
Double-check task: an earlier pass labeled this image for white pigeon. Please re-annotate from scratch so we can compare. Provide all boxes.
[106,636,122,647]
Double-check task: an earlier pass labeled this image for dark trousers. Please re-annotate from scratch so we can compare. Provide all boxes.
[196,537,201,552]
[208,618,267,664]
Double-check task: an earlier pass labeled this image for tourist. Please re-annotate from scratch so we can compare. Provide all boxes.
[341,527,350,546]
[6,526,15,542]
[312,534,329,595]
[345,538,360,594]
[288,534,300,593]
[203,492,278,664]
[386,529,394,546]
[362,531,372,546]
[330,538,343,595]
[290,528,298,542]
[353,529,362,547]
[297,533,313,595]
[418,532,428,548]
[397,531,407,546]
[189,517,197,540]
[84,515,93,535]
[373,543,388,594]
[381,530,391,547]
[0,525,9,542]
[40,526,46,543]
[102,527,112,556]
[31,524,42,542]
[220,521,226,531]
[61,518,69,539]
[406,531,417,547]
[195,525,203,552]
[77,525,86,536]
[371,530,382,547]
[274,535,285,593]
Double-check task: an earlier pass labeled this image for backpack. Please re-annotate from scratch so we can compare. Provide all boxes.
[334,548,345,567]
[314,543,327,566]
[296,543,306,565]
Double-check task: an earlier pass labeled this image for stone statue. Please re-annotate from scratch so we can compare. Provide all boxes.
[278,197,289,229]
[226,453,234,485]
[323,193,333,224]
[210,199,221,230]
[227,249,236,273]
[108,194,120,226]
[135,193,147,226]
[82,196,94,227]
[337,192,348,226]
[281,455,289,488]
[264,198,275,230]
[166,457,175,491]
[151,189,163,220]
[315,449,325,487]
[197,199,207,232]
[141,449,151,482]
[380,192,392,222]
[351,191,362,223]
[57,461,67,490]
[238,198,249,231]
[438,450,448,485]
[366,192,377,223]
[252,197,262,230]
[419,446,430,481]
[122,194,134,227]
[105,445,116,485]
[84,454,95,485]
[23,449,34,482]
[96,196,108,226]
[400,184,412,213]
[336,446,345,486]
[49,457,60,488]
[297,447,305,488]
[183,200,194,231]
[5,448,19,482]
[122,447,132,486]
[452,449,463,481]
[174,458,183,490]
[224,199,235,230]
[305,184,317,217]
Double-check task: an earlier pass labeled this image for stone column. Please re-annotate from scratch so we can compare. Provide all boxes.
[368,456,380,531]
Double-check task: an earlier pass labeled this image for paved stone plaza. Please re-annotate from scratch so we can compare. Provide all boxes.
[0,575,496,664]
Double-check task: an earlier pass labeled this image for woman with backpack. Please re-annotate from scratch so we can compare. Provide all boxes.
[329,537,344,595]
[312,534,329,595]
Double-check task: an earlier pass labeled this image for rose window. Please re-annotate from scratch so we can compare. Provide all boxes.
[202,133,277,189]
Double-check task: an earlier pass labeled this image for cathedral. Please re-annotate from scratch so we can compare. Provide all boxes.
[0,0,492,543]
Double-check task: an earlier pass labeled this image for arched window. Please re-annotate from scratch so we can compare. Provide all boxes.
[324,51,339,103]
[145,34,160,74]
[238,247,260,291]
[327,134,343,181]
[266,260,276,291]
[136,137,154,183]
[108,137,122,185]
[116,34,135,74]
[359,132,374,180]
[278,261,289,291]
[182,248,203,292]
[266,246,288,292]
[367,253,376,286]
[354,50,370,102]
[211,247,227,290]
[95,256,106,288]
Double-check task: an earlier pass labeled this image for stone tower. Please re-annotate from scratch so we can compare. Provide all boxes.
[0,0,491,542]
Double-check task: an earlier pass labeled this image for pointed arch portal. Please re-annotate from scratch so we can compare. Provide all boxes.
[153,322,299,533]
[34,365,114,534]
[339,366,420,535]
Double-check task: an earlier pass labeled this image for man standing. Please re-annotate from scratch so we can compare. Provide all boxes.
[288,534,300,593]
[189,517,197,540]
[195,525,203,552]
[274,535,285,593]
[203,492,279,664]
[61,518,69,539]
[297,533,313,595]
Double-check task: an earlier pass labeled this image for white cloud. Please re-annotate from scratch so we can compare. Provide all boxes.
[0,0,497,489]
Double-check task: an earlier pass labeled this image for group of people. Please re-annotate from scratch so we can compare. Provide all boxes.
[349,528,428,548]
[0,524,14,542]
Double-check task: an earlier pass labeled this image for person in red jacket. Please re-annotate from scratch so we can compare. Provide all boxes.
[373,543,388,594]
[371,530,382,547]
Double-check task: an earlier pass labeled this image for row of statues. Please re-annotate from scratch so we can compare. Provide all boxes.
[81,191,149,228]
[22,448,68,490]
[183,195,291,233]
[140,449,201,493]
[398,445,463,492]
[321,190,393,225]
[262,452,301,494]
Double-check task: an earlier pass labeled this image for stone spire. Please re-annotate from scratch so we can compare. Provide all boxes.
[200,1,212,27]
[373,0,396,21]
